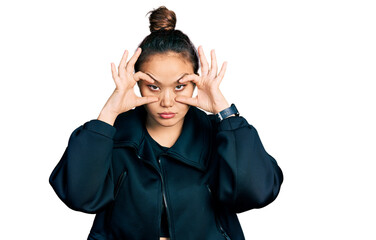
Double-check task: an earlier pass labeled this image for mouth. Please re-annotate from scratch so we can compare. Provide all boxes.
[158,112,176,119]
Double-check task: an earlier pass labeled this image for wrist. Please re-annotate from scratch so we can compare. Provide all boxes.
[214,104,230,114]
[211,91,231,114]
[213,99,231,114]
[98,109,119,126]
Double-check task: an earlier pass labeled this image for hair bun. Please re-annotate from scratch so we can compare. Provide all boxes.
[147,6,176,32]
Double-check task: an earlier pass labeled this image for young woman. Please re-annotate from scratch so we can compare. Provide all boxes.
[49,6,283,240]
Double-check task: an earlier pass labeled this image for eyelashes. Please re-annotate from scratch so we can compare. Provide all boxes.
[175,84,186,91]
[146,84,187,92]
[147,85,159,91]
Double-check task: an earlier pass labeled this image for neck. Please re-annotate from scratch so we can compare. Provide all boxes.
[145,115,184,148]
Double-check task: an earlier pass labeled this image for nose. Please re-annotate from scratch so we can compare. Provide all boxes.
[160,89,175,108]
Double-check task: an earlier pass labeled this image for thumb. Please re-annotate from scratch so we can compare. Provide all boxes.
[134,96,159,107]
[175,96,198,107]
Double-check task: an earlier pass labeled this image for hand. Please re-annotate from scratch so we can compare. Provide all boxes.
[175,46,230,114]
[100,48,158,116]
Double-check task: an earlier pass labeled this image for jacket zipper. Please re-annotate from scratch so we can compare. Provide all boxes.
[158,156,173,240]
[206,185,232,240]
[134,150,173,240]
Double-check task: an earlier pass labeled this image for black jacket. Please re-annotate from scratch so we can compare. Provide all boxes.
[49,105,283,240]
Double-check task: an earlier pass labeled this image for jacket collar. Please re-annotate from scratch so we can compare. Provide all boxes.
[113,105,213,171]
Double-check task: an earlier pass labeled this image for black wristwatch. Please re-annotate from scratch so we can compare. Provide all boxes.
[216,103,239,123]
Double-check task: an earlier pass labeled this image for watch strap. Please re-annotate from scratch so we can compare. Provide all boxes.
[216,103,239,122]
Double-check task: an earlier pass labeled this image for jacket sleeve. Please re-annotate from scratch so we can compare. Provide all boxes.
[49,119,117,214]
[212,115,283,213]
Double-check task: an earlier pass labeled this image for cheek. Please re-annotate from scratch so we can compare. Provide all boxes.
[143,102,158,116]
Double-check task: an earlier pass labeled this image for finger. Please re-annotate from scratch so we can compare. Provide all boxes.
[126,47,142,73]
[209,49,218,78]
[111,62,119,85]
[198,46,209,76]
[134,96,159,107]
[216,61,228,85]
[134,72,155,84]
[178,73,200,85]
[175,96,198,107]
[118,50,129,76]
[134,71,155,84]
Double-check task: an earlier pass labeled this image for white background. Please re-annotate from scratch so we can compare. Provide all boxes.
[1,0,375,239]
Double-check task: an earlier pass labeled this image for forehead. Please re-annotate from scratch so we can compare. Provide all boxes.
[140,52,193,84]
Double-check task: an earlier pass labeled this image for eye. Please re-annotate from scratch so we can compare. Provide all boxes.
[175,84,186,91]
[147,85,160,91]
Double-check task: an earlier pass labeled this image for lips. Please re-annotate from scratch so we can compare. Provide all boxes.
[159,112,176,119]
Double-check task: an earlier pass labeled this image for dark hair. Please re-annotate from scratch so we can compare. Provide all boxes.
[134,6,199,75]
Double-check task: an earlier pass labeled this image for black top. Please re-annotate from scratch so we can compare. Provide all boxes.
[144,130,170,237]
[49,105,284,239]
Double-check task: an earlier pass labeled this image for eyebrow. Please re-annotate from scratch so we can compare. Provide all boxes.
[145,73,189,84]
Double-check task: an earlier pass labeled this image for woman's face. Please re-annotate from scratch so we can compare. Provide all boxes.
[138,52,195,128]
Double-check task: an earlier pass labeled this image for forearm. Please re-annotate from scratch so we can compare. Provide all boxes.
[49,119,117,213]
[97,108,119,126]
[215,116,283,212]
